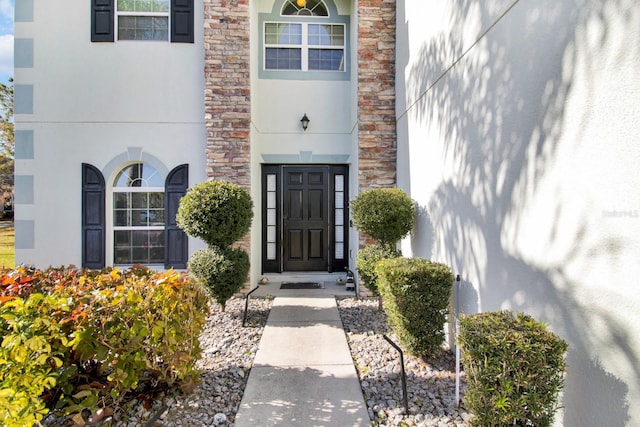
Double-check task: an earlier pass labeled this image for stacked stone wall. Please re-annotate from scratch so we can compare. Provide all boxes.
[204,0,251,188]
[357,0,397,191]
[203,0,251,251]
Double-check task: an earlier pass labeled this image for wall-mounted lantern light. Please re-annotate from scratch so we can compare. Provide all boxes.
[300,113,310,131]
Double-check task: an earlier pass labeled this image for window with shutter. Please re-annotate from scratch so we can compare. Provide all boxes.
[164,164,189,268]
[82,163,106,268]
[91,0,193,43]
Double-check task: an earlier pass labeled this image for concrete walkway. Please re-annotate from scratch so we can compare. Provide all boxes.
[234,294,370,426]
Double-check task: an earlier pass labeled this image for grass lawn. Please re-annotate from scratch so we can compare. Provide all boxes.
[0,221,14,268]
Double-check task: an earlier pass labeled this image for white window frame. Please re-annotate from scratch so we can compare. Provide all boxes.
[109,163,165,267]
[263,21,346,72]
[116,1,170,41]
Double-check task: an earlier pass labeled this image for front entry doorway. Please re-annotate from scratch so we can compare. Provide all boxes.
[262,165,348,273]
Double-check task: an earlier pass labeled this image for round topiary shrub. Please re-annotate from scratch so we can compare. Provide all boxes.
[176,180,254,248]
[458,311,568,427]
[377,257,453,356]
[355,243,401,296]
[188,246,250,311]
[350,188,415,247]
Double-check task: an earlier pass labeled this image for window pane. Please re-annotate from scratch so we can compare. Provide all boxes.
[148,192,164,208]
[267,243,277,260]
[309,49,344,71]
[266,48,302,70]
[114,192,129,209]
[118,16,168,41]
[118,0,169,13]
[308,25,344,46]
[149,230,165,247]
[114,210,129,227]
[114,163,163,188]
[115,230,131,245]
[265,23,301,45]
[131,192,147,209]
[148,209,165,226]
[281,0,328,17]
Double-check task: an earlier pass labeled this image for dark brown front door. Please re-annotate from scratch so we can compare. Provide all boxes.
[283,166,329,271]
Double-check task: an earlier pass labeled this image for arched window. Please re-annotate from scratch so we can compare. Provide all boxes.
[282,0,328,17]
[264,0,345,72]
[112,163,165,265]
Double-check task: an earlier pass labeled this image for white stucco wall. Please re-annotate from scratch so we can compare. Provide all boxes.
[397,0,640,425]
[14,0,207,268]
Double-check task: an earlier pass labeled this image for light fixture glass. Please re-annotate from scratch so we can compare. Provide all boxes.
[300,113,310,131]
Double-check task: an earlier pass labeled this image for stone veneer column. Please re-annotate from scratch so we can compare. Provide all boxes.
[204,0,251,187]
[357,0,397,191]
[203,0,251,250]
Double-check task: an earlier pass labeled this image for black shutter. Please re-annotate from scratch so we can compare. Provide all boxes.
[165,164,189,269]
[171,0,194,43]
[91,0,114,42]
[82,164,106,269]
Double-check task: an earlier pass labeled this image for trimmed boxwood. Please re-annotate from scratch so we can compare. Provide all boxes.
[377,257,453,356]
[355,243,401,296]
[350,187,415,247]
[176,180,253,248]
[458,311,568,427]
[188,246,250,311]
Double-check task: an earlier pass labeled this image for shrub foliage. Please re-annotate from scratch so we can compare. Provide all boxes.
[177,180,254,308]
[458,311,568,427]
[377,257,453,356]
[355,243,401,296]
[0,266,209,427]
[189,247,250,310]
[350,187,415,247]
[176,180,253,248]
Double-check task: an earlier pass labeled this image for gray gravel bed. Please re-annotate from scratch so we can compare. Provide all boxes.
[45,296,471,426]
[337,297,472,427]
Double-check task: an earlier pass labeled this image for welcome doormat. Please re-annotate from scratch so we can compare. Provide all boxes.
[280,282,324,290]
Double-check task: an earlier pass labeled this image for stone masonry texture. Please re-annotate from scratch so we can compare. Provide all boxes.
[204,0,251,189]
[358,0,397,191]
[203,0,251,252]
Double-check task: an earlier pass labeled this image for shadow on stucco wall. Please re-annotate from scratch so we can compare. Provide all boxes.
[398,0,637,424]
[410,204,434,260]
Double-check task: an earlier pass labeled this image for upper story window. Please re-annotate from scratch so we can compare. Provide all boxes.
[91,0,194,43]
[264,1,344,72]
[117,0,169,41]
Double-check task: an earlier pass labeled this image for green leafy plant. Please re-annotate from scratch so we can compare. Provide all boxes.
[0,266,209,426]
[188,247,250,311]
[0,293,75,427]
[377,257,453,356]
[355,243,401,296]
[350,187,415,248]
[176,180,253,248]
[458,311,568,427]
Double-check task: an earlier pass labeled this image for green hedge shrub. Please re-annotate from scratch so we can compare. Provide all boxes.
[355,243,401,296]
[0,266,209,426]
[176,180,253,248]
[458,311,568,427]
[188,247,250,310]
[350,188,415,247]
[376,257,453,356]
